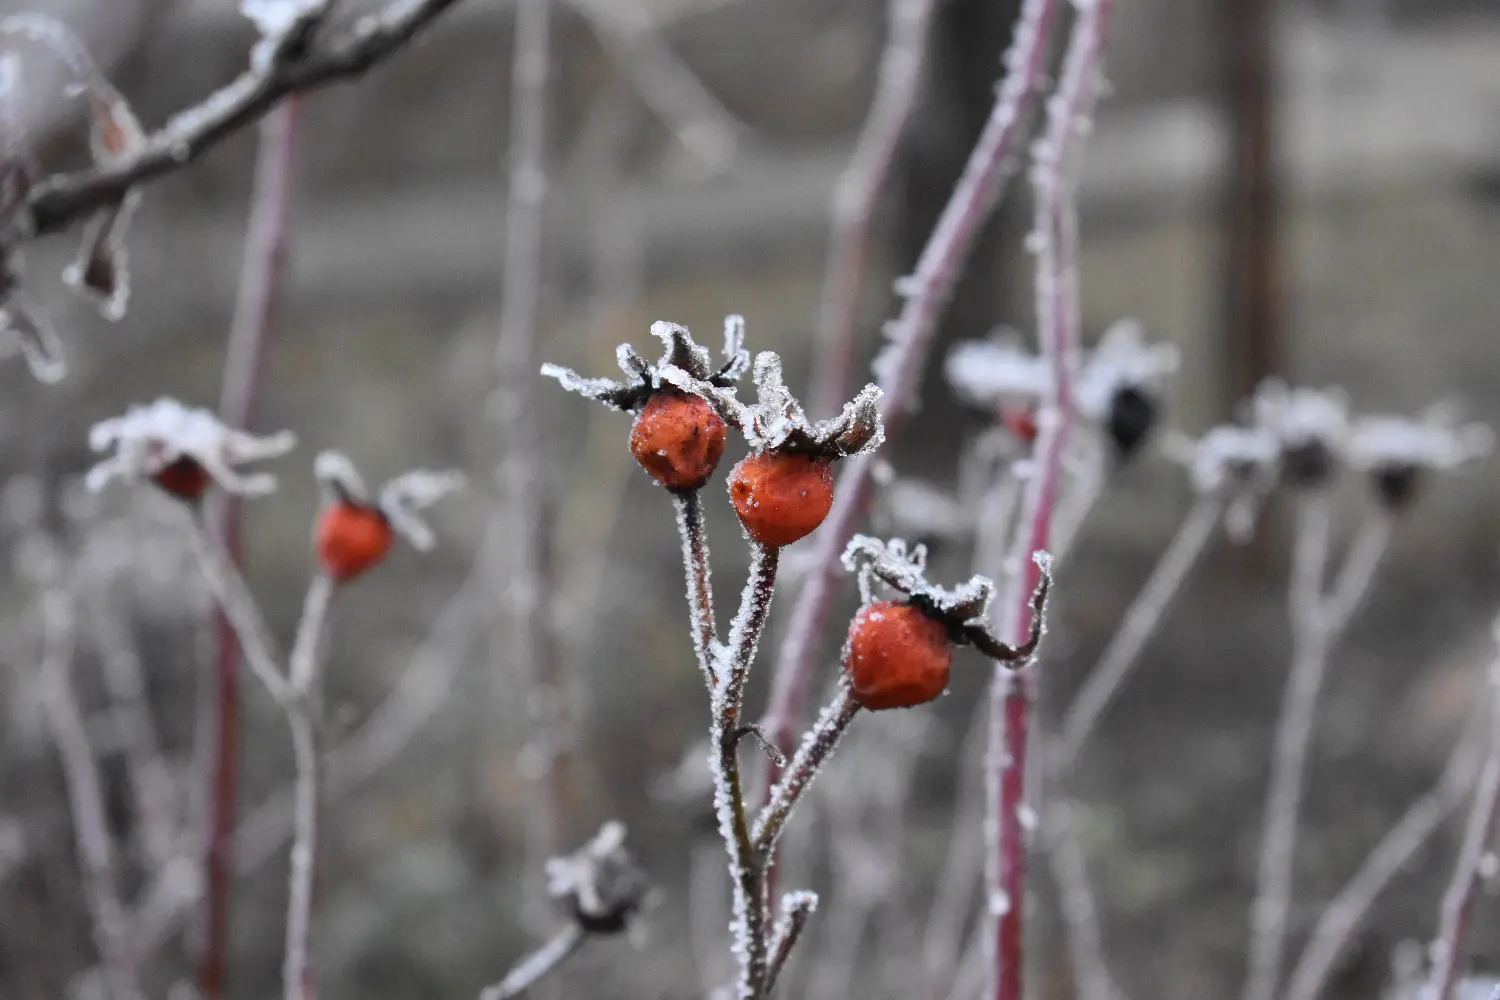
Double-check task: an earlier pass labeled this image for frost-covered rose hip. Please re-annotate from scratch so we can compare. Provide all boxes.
[311,451,463,584]
[727,452,834,548]
[152,456,211,501]
[315,501,393,583]
[844,600,952,710]
[629,389,727,491]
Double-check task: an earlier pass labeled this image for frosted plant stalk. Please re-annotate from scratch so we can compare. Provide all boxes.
[1426,622,1500,1000]
[1284,703,1490,1000]
[1047,802,1124,1000]
[478,924,585,1000]
[809,0,939,418]
[989,3,1115,998]
[676,492,719,688]
[1244,499,1392,1000]
[1052,494,1224,770]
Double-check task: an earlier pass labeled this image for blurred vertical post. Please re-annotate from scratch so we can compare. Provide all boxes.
[200,95,304,1000]
[1221,0,1282,410]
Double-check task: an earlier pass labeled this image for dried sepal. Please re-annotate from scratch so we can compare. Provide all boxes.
[1346,404,1491,511]
[1162,425,1280,542]
[63,188,138,322]
[1250,379,1351,488]
[544,821,649,935]
[378,468,466,551]
[0,287,64,383]
[540,315,749,414]
[86,398,296,497]
[313,449,370,504]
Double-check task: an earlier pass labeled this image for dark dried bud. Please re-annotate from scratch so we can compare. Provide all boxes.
[1371,462,1420,511]
[545,822,648,936]
[1106,385,1157,459]
[1281,439,1336,489]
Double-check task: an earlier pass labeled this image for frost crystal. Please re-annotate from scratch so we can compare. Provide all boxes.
[541,315,749,413]
[86,398,296,496]
[315,449,464,551]
[678,349,883,458]
[1346,406,1491,473]
[843,535,993,622]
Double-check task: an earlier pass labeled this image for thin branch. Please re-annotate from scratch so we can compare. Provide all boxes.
[1427,629,1500,1000]
[751,682,861,857]
[1046,800,1124,1000]
[761,0,1059,774]
[281,574,336,1000]
[674,490,719,689]
[1052,494,1224,771]
[202,92,304,1000]
[22,0,475,236]
[186,514,291,705]
[1244,493,1337,1000]
[1284,703,1490,1000]
[808,0,939,419]
[478,923,586,1000]
[922,696,989,994]
[37,585,146,1000]
[989,4,1115,998]
[765,891,818,996]
[494,0,565,874]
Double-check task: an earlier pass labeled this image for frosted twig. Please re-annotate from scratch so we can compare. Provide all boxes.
[281,573,335,1000]
[1426,623,1500,1000]
[186,515,291,705]
[566,0,739,169]
[765,891,818,995]
[1284,703,1489,1000]
[1244,492,1335,1000]
[923,696,989,993]
[202,90,304,1000]
[478,923,586,1000]
[761,0,1059,772]
[1322,511,1393,635]
[1046,801,1124,1000]
[495,0,565,875]
[675,491,719,689]
[37,585,147,1000]
[21,0,476,236]
[808,0,938,419]
[751,681,861,856]
[1052,494,1224,770]
[989,4,1114,998]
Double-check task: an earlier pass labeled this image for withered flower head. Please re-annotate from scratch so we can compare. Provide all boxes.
[1345,405,1491,511]
[86,398,296,499]
[1162,424,1281,542]
[541,315,749,414]
[544,821,650,935]
[1250,380,1350,489]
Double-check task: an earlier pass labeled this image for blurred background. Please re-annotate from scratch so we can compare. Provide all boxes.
[2,0,1500,998]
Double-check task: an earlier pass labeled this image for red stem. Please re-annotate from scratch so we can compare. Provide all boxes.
[200,95,304,1000]
[988,2,1114,997]
[760,0,1058,775]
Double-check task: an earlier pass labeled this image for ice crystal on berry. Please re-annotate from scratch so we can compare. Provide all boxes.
[541,315,749,413]
[86,398,296,497]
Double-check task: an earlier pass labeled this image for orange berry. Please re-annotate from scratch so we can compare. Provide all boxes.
[844,600,952,710]
[315,501,393,583]
[152,456,211,501]
[727,451,835,548]
[629,390,727,491]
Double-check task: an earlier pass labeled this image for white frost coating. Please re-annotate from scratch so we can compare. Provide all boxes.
[1162,424,1280,543]
[1250,379,1351,455]
[988,890,1012,917]
[843,534,995,624]
[314,449,370,502]
[726,350,884,458]
[86,397,296,495]
[1346,406,1492,473]
[541,316,749,414]
[0,290,65,383]
[240,0,325,37]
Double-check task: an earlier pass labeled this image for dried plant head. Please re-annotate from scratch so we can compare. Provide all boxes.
[1346,404,1492,511]
[86,398,296,498]
[541,314,749,414]
[1249,379,1351,489]
[544,821,650,935]
[1162,424,1281,542]
[841,534,1049,666]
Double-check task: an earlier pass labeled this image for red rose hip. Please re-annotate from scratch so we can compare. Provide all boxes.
[629,390,727,491]
[315,501,394,583]
[727,452,835,548]
[152,456,211,501]
[844,600,953,710]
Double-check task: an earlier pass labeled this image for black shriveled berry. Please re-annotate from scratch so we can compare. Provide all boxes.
[1106,385,1157,459]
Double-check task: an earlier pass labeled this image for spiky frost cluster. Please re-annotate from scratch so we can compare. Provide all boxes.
[542,316,749,413]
